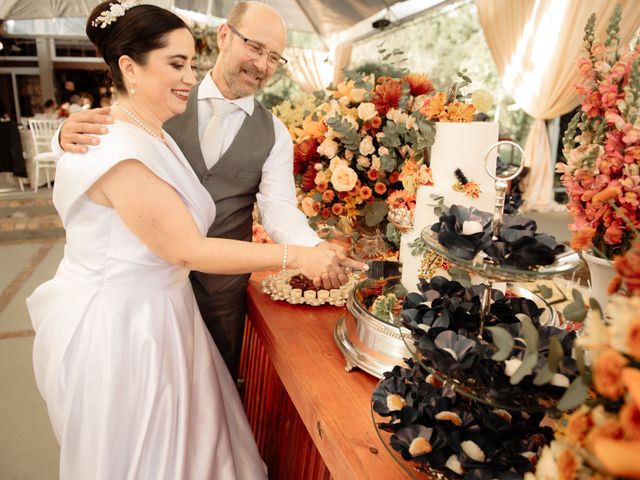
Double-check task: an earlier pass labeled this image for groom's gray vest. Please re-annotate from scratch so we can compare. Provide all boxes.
[164,82,275,294]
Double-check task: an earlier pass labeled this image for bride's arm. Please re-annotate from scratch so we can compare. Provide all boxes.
[87,159,363,278]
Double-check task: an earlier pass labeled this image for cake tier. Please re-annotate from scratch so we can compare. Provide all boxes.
[400,122,500,292]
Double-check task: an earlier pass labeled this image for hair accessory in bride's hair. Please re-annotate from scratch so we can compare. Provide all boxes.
[91,0,140,29]
[452,167,481,198]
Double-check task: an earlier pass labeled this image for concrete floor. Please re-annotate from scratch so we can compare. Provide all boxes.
[0,180,574,479]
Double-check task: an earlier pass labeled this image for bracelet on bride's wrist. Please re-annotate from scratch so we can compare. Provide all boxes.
[282,244,288,271]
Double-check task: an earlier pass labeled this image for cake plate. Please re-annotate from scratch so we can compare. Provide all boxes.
[334,277,558,379]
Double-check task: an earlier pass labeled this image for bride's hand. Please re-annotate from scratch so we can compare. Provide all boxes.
[288,245,367,289]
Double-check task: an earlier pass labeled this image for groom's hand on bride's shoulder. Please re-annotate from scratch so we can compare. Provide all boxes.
[60,107,113,154]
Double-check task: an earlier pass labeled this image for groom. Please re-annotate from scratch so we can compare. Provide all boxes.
[57,2,347,379]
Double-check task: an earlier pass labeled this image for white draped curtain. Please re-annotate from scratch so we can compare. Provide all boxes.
[476,0,640,212]
[284,42,353,93]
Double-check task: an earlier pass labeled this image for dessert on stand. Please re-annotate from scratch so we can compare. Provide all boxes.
[370,143,585,479]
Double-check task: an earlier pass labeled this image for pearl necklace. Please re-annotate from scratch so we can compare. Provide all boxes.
[115,102,165,143]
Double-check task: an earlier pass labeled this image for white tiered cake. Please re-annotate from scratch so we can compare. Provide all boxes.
[400,122,500,292]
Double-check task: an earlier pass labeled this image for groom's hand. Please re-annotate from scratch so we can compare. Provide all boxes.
[313,241,364,289]
[60,107,113,154]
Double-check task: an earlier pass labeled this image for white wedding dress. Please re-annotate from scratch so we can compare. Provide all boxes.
[27,121,267,480]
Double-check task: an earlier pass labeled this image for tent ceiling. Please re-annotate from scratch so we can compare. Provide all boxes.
[0,0,409,36]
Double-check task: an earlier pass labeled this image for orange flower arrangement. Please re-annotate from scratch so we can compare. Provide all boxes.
[274,57,490,245]
[558,6,640,260]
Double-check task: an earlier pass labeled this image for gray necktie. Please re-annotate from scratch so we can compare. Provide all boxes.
[201,98,239,169]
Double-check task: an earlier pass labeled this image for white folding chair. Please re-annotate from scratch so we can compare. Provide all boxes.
[27,118,63,192]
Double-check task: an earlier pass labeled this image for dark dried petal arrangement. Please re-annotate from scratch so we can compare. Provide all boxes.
[401,276,585,412]
[430,205,566,269]
[372,360,555,479]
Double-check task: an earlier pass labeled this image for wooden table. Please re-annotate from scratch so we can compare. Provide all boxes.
[239,272,413,480]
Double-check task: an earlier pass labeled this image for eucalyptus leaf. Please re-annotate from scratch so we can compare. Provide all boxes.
[563,288,588,322]
[448,267,472,287]
[520,316,539,354]
[575,347,586,376]
[510,354,538,385]
[533,366,554,386]
[538,284,553,299]
[547,337,563,372]
[487,326,515,361]
[557,376,589,411]
[364,200,388,227]
[589,297,603,316]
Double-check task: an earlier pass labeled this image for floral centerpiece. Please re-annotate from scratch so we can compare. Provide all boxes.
[558,4,640,260]
[280,51,491,248]
[526,267,640,479]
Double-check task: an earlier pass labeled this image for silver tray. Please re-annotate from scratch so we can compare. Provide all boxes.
[334,280,557,379]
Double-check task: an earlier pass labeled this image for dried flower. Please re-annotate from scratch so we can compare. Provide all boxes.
[592,348,627,401]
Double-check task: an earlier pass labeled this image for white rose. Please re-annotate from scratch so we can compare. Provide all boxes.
[330,165,359,192]
[344,149,354,161]
[471,89,493,113]
[462,220,484,235]
[338,95,350,106]
[376,132,385,141]
[357,156,371,168]
[300,197,319,217]
[329,157,348,171]
[357,102,377,122]
[350,88,366,103]
[359,135,375,156]
[371,155,381,171]
[314,171,328,185]
[318,138,339,159]
[378,146,389,157]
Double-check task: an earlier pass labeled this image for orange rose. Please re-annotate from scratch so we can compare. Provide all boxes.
[368,169,380,181]
[322,190,335,203]
[359,186,373,201]
[374,182,387,195]
[593,348,627,400]
[593,438,640,479]
[620,399,640,440]
[557,447,579,480]
[331,203,344,216]
[300,197,320,217]
[625,317,640,361]
[330,165,358,192]
[566,409,593,445]
[389,171,400,184]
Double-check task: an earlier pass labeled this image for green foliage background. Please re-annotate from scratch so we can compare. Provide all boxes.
[258,0,533,145]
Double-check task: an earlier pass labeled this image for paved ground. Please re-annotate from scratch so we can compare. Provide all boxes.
[0,178,575,479]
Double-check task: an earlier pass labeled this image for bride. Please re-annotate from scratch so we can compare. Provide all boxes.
[27,2,363,478]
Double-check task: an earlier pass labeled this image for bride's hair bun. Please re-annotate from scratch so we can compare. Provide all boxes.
[86,1,189,93]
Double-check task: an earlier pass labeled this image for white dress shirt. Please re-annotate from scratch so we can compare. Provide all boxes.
[53,72,321,248]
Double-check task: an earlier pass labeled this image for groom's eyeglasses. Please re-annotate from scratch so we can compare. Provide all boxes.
[227,24,288,68]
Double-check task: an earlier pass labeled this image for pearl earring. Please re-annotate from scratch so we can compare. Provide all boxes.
[130,82,136,95]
